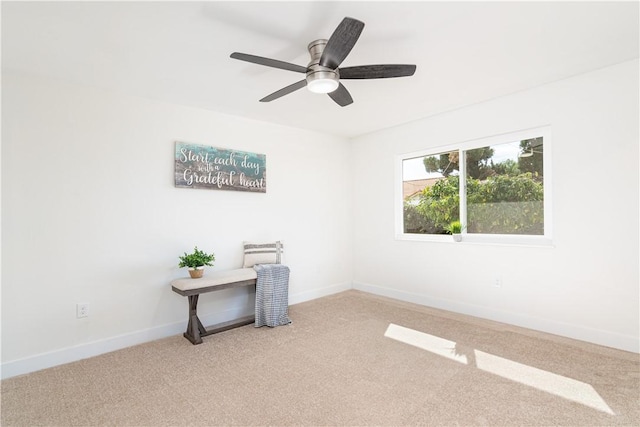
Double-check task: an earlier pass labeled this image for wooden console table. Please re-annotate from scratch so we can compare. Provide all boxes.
[171,268,257,345]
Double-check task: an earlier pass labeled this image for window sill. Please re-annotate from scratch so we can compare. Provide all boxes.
[396,233,554,248]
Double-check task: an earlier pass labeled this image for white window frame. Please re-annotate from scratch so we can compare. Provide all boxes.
[395,126,553,247]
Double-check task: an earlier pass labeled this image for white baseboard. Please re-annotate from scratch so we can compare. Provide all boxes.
[290,281,352,305]
[0,319,186,380]
[353,281,639,354]
[0,282,353,380]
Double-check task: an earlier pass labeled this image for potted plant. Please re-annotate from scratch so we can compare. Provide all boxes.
[178,246,215,278]
[446,221,464,242]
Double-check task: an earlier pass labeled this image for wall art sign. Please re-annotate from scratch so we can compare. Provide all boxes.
[174,142,266,193]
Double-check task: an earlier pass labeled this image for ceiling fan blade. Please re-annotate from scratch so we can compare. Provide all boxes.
[340,64,417,79]
[319,17,365,69]
[259,80,307,102]
[328,83,353,107]
[230,52,307,73]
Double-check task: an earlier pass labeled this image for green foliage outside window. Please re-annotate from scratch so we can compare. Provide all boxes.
[403,204,440,234]
[408,172,543,235]
[423,147,496,179]
[415,175,460,233]
[404,137,545,236]
[467,173,543,235]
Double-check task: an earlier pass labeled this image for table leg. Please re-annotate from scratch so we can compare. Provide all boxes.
[184,295,205,345]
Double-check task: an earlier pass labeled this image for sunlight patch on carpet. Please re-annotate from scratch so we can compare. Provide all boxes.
[384,323,615,415]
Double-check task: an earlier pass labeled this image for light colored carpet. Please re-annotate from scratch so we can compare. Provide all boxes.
[1,290,639,426]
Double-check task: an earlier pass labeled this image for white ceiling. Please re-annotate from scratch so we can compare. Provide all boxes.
[2,1,638,138]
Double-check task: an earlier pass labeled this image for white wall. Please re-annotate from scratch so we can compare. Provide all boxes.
[1,73,353,378]
[2,60,638,379]
[351,60,639,353]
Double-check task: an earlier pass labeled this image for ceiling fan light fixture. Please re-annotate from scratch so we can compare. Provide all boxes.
[306,68,339,94]
[307,77,339,94]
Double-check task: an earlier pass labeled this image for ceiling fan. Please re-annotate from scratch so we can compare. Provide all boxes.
[230,17,417,107]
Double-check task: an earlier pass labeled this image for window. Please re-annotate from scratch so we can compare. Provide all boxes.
[397,127,551,245]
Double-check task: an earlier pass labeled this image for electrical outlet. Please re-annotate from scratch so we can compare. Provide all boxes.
[493,276,502,288]
[76,303,89,318]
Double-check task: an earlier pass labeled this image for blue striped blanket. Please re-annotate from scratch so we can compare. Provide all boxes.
[254,264,292,327]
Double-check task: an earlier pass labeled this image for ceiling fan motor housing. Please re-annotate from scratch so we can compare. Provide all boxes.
[306,39,339,93]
